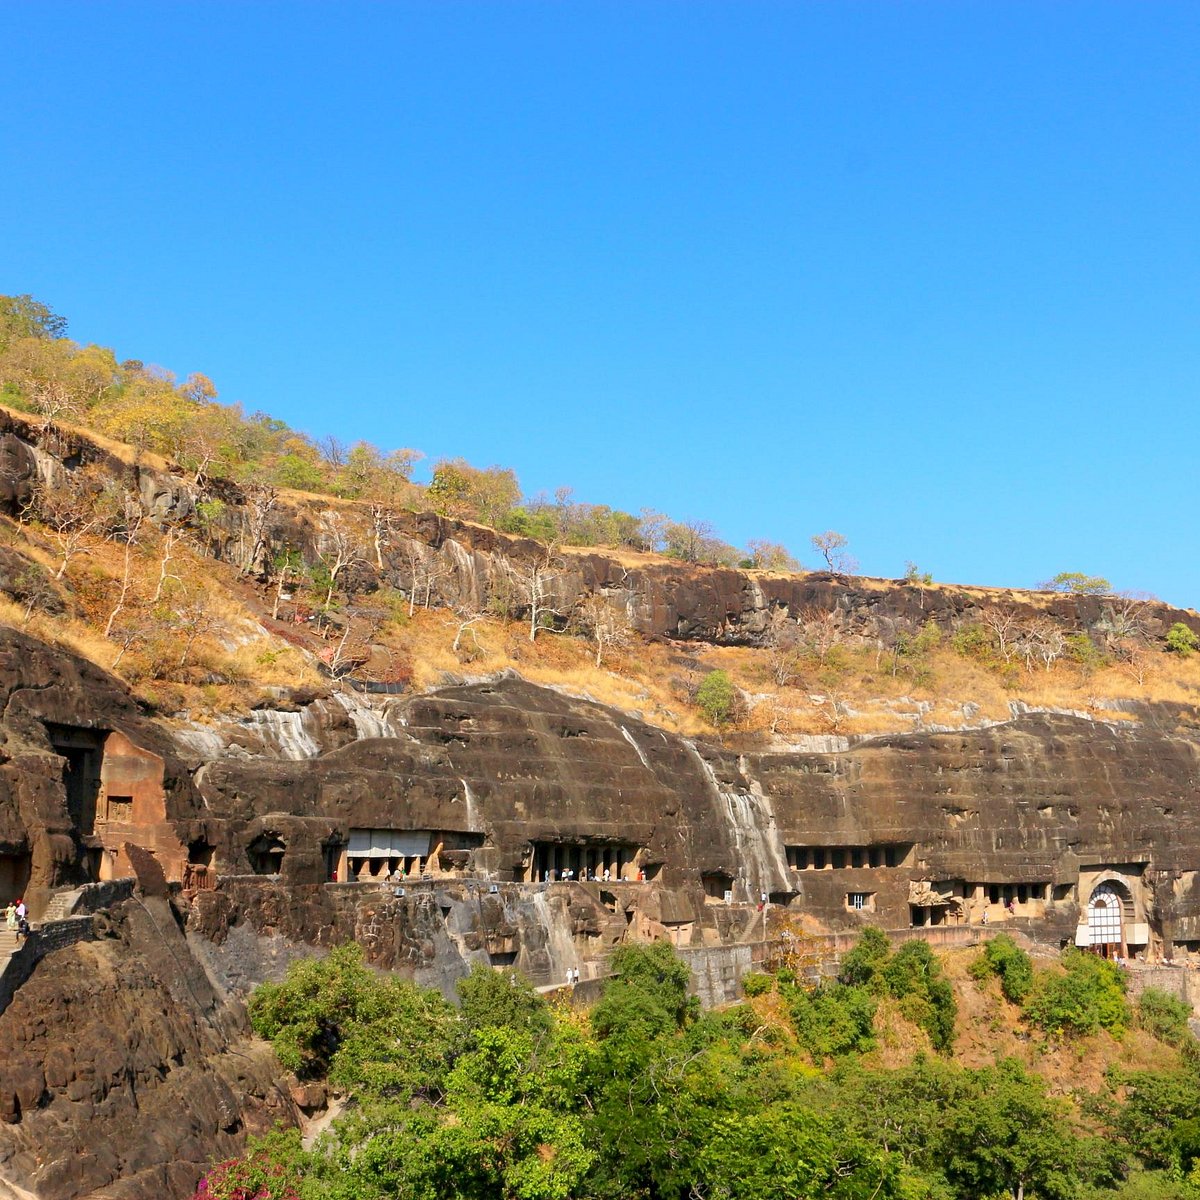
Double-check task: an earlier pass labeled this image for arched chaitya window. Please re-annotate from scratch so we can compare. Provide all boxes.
[1087,881,1128,946]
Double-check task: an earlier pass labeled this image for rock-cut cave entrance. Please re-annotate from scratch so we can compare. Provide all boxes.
[0,852,31,905]
[46,724,105,837]
[247,834,286,875]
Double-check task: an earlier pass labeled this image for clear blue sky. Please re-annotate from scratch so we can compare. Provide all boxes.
[5,2,1197,605]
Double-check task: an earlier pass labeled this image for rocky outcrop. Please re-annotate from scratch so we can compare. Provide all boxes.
[0,895,288,1200]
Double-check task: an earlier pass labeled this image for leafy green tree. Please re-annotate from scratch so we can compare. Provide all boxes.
[1165,623,1199,657]
[456,963,552,1040]
[1111,1069,1200,1171]
[249,942,457,1096]
[0,293,67,348]
[1136,988,1193,1048]
[1042,572,1113,595]
[972,934,1035,1003]
[840,926,892,988]
[1023,947,1130,1038]
[696,669,737,726]
[939,1059,1083,1200]
[786,982,877,1060]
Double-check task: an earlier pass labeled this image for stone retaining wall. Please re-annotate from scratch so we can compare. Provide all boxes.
[0,917,95,1017]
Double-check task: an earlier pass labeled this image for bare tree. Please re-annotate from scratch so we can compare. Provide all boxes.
[1015,615,1067,672]
[451,601,490,655]
[104,501,144,638]
[13,567,57,626]
[636,508,669,553]
[980,606,1023,664]
[1096,595,1151,651]
[175,599,217,670]
[810,530,857,575]
[746,539,800,572]
[370,504,398,570]
[314,511,367,609]
[402,540,453,617]
[575,594,634,667]
[763,608,802,686]
[152,523,184,603]
[318,435,349,469]
[509,545,572,642]
[270,548,305,620]
[796,607,847,667]
[32,471,105,579]
[1116,639,1154,687]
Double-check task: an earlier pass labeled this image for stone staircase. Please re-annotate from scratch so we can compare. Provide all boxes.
[0,927,22,977]
[40,889,82,923]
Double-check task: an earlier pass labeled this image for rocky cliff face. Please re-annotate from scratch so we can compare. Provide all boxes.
[3,404,1197,657]
[0,895,286,1200]
[2,407,1200,1199]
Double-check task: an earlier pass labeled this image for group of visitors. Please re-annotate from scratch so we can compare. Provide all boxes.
[4,899,30,942]
[549,868,646,883]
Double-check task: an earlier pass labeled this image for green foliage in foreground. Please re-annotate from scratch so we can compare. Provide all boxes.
[208,936,1200,1200]
[1023,947,1130,1038]
[971,933,1035,1003]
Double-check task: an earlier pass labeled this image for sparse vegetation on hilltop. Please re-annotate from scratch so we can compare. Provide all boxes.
[1,292,1198,737]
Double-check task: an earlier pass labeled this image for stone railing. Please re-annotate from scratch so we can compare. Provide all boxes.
[0,915,96,1017]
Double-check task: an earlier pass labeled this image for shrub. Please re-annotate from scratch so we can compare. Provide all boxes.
[1066,632,1108,673]
[1166,622,1199,657]
[741,972,773,998]
[786,982,877,1060]
[976,934,1035,1003]
[1136,987,1193,1047]
[839,926,891,988]
[837,929,956,1052]
[189,1130,304,1200]
[951,623,996,662]
[696,669,737,726]
[1024,947,1130,1037]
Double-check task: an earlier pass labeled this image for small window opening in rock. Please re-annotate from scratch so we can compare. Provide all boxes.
[440,905,452,919]
[489,950,517,966]
[248,834,286,875]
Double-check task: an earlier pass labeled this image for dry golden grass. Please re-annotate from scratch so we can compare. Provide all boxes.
[0,401,176,474]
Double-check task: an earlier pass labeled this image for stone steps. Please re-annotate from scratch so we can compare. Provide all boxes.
[0,928,22,979]
[40,889,82,923]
